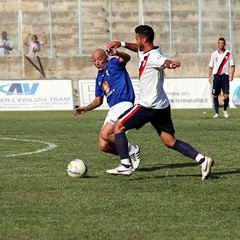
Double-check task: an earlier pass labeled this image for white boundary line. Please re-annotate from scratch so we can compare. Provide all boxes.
[0,137,57,157]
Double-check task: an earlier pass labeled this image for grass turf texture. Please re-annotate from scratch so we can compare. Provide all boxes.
[0,109,240,240]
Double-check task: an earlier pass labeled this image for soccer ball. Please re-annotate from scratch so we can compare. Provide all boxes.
[67,159,88,178]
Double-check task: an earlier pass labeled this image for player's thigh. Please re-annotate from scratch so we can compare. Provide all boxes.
[118,104,154,131]
[100,122,114,141]
[212,75,221,96]
[103,101,133,126]
[150,106,175,135]
[221,75,230,95]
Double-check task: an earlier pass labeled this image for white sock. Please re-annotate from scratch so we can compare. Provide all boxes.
[121,158,131,166]
[195,153,205,163]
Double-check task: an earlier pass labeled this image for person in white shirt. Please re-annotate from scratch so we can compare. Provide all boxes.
[208,38,235,118]
[106,25,213,180]
[0,31,13,56]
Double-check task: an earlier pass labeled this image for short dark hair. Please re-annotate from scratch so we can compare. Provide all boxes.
[135,25,154,43]
[218,37,226,44]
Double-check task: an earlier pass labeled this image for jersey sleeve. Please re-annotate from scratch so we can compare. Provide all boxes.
[149,52,167,68]
[230,52,235,66]
[208,53,214,68]
[95,77,104,97]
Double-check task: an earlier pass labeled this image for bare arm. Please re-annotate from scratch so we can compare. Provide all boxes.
[42,32,47,45]
[208,67,213,83]
[229,66,235,81]
[106,47,131,63]
[73,96,103,116]
[163,59,181,69]
[107,41,138,53]
[24,33,31,44]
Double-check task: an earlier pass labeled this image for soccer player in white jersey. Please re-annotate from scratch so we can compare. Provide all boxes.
[73,48,140,170]
[208,38,235,118]
[106,25,213,180]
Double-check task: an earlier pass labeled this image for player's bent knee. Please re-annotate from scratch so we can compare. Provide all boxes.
[98,142,109,153]
[113,120,125,134]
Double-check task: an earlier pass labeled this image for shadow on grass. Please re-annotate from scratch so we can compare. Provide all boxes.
[129,162,240,180]
[138,162,196,172]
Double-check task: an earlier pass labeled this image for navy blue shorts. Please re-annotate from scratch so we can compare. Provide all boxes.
[212,74,229,96]
[118,104,175,135]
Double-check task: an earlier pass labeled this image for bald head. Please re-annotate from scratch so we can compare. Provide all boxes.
[92,49,108,71]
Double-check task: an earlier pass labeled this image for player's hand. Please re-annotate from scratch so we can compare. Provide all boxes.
[208,76,213,83]
[171,60,181,69]
[107,41,121,51]
[229,75,233,81]
[73,107,86,116]
[106,47,117,56]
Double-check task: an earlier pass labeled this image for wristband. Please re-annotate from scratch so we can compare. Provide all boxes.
[120,41,126,47]
[169,63,173,69]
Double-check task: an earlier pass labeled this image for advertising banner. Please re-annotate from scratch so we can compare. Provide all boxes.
[230,78,240,108]
[164,78,212,109]
[0,79,74,111]
[77,78,212,109]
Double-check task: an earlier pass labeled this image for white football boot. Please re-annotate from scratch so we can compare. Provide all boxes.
[201,157,214,180]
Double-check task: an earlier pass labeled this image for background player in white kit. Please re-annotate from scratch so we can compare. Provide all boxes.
[106,25,214,180]
[208,38,235,118]
[73,48,140,170]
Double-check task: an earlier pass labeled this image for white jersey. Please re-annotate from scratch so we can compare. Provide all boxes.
[138,47,169,109]
[209,49,235,75]
[0,38,13,56]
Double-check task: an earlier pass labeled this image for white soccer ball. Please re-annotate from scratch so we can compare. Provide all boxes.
[67,159,88,178]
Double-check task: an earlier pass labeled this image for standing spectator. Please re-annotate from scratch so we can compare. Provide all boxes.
[24,32,47,57]
[208,38,235,118]
[0,31,13,56]
[106,25,213,180]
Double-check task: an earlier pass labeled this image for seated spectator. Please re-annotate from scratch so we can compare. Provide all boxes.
[24,32,47,57]
[0,31,13,56]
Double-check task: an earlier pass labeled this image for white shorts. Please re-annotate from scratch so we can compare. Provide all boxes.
[103,101,133,126]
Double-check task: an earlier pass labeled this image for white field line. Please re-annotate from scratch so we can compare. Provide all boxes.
[0,137,57,157]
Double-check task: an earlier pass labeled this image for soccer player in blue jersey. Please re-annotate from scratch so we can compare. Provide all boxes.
[73,48,140,170]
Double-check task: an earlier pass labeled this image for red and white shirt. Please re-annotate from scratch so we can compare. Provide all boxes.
[138,47,169,109]
[209,49,235,75]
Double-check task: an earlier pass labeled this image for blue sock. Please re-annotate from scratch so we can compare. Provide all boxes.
[213,97,219,114]
[115,132,130,160]
[172,139,199,160]
[223,98,229,111]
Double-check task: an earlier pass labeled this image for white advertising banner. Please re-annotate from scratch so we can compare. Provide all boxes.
[0,79,74,111]
[77,78,212,109]
[164,78,212,109]
[77,79,141,109]
[229,78,240,108]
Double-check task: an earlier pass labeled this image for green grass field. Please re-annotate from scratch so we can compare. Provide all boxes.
[1,109,240,240]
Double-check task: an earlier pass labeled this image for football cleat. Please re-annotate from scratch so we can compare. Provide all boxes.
[223,110,229,118]
[106,164,132,176]
[213,113,220,119]
[130,145,141,171]
[201,157,214,180]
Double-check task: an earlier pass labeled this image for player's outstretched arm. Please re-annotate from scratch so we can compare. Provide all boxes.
[107,41,138,52]
[163,59,181,69]
[106,47,131,64]
[73,96,103,116]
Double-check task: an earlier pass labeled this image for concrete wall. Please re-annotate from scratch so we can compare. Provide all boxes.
[1,0,240,84]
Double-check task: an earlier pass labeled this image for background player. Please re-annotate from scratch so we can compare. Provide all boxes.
[208,37,235,118]
[73,48,140,170]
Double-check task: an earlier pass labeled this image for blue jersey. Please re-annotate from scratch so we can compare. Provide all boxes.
[95,57,135,107]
